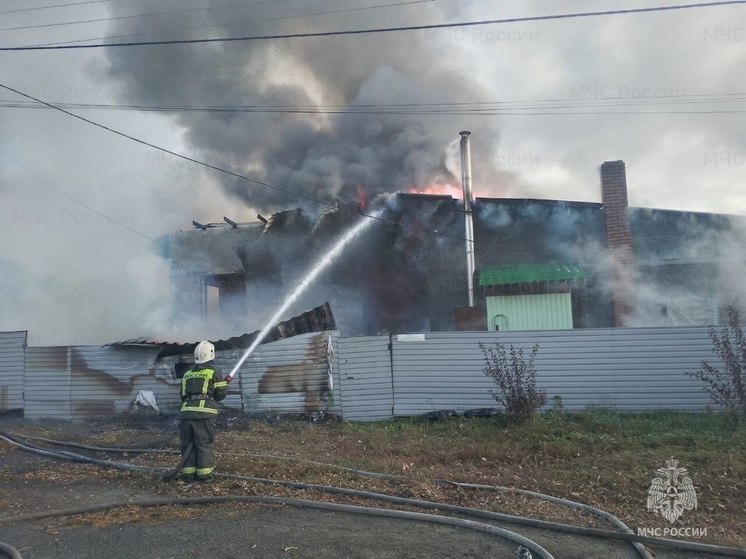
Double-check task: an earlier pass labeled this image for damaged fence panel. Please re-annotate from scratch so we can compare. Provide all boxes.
[236,331,340,415]
[69,346,165,420]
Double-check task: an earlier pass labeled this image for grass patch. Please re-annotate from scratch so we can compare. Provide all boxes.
[7,411,744,548]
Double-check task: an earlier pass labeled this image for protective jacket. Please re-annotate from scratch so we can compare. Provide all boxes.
[180,365,229,419]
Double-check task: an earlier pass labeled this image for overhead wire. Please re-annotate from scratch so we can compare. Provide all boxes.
[2,1,745,51]
[1,82,718,254]
[0,81,491,250]
[30,0,434,47]
[0,82,472,251]
[0,0,300,33]
[0,82,335,209]
[0,0,435,35]
[2,1,742,243]
[0,92,745,115]
[0,147,158,244]
[0,0,116,17]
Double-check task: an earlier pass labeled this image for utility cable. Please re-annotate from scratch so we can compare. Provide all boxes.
[0,83,682,259]
[0,0,115,16]
[4,0,430,36]
[36,0,433,48]
[0,81,486,251]
[2,93,746,115]
[0,0,285,32]
[0,148,158,244]
[0,82,335,209]
[2,1,745,51]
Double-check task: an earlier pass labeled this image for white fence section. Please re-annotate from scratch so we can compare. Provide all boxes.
[10,325,734,421]
[338,336,393,421]
[25,347,72,419]
[389,328,720,416]
[0,331,26,412]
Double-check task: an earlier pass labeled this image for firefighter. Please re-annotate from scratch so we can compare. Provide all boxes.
[179,340,229,483]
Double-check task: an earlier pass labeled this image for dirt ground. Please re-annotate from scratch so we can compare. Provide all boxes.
[0,413,743,559]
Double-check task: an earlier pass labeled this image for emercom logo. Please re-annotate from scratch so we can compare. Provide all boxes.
[637,458,707,539]
[646,458,697,523]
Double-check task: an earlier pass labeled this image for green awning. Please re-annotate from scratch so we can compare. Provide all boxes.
[478,263,586,287]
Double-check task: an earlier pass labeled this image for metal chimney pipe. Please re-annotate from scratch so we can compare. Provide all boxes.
[460,131,476,307]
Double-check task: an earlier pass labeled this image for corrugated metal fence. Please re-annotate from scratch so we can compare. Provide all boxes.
[25,346,167,420]
[226,331,341,416]
[22,332,340,420]
[389,328,719,416]
[7,326,734,420]
[0,331,26,412]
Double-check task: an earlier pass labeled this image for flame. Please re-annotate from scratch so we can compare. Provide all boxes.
[407,181,501,200]
[407,182,462,197]
[356,183,367,209]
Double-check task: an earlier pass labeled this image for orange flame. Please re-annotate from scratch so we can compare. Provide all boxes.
[356,184,367,209]
[407,182,462,197]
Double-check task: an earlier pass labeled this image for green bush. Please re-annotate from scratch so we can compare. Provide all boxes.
[687,306,746,416]
[479,340,547,422]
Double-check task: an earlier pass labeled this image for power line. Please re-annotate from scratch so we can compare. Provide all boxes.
[0,0,115,17]
[1,92,744,115]
[0,0,291,33]
[34,0,433,47]
[2,1,745,51]
[0,82,482,247]
[0,82,334,209]
[0,94,587,253]
[0,147,157,243]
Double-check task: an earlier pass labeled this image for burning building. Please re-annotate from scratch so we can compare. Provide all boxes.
[156,160,746,336]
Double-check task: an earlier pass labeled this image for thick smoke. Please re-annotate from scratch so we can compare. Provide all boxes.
[102,0,504,212]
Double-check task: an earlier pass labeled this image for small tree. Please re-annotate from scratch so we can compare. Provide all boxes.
[479,340,546,422]
[687,306,746,416]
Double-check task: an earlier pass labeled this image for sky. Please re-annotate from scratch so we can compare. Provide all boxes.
[0,0,745,345]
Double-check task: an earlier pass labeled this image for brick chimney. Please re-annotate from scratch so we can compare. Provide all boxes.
[600,160,635,327]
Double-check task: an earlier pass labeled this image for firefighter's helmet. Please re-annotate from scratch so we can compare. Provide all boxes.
[194,340,215,365]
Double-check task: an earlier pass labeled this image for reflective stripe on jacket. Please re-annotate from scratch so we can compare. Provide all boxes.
[180,366,229,417]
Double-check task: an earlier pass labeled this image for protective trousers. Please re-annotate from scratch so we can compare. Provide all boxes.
[179,418,216,481]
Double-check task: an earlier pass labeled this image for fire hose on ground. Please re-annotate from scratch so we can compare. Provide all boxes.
[1,431,745,559]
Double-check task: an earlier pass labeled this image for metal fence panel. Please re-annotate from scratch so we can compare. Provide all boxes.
[605,327,719,411]
[20,326,729,421]
[69,346,166,420]
[24,346,71,419]
[337,336,393,421]
[391,328,720,416]
[234,331,340,415]
[0,331,26,412]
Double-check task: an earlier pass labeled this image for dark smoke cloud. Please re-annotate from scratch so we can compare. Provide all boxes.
[102,0,503,212]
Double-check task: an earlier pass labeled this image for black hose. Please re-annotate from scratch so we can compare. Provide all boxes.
[443,482,653,559]
[0,541,22,559]
[216,472,746,558]
[3,431,744,558]
[20,435,179,455]
[0,433,156,473]
[6,432,186,481]
[0,495,554,558]
[160,442,191,481]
